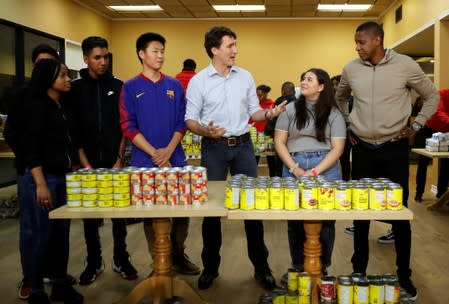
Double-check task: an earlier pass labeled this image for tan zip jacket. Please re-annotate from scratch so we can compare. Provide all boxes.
[336,49,438,145]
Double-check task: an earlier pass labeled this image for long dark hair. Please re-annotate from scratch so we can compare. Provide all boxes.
[31,58,62,98]
[294,68,336,142]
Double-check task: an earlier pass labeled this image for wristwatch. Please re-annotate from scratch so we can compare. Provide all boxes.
[289,163,299,174]
[412,122,422,131]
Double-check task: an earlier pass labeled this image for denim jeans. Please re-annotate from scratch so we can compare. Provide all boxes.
[22,170,70,294]
[200,138,270,274]
[18,174,32,281]
[282,150,340,269]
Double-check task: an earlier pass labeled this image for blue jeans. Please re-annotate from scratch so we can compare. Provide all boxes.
[22,170,70,294]
[200,138,270,273]
[283,150,340,269]
[18,174,32,281]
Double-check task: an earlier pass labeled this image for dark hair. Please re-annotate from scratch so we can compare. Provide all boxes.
[31,44,59,64]
[183,59,196,71]
[257,84,271,94]
[331,75,341,83]
[281,81,295,95]
[204,26,237,58]
[356,21,384,42]
[31,59,62,97]
[136,32,166,63]
[295,68,336,143]
[81,36,108,55]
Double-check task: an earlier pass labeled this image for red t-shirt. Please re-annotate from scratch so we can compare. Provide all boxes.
[426,89,449,132]
[175,70,196,92]
[249,99,275,133]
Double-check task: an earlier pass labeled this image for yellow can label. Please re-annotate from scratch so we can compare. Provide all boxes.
[114,199,130,207]
[67,200,82,207]
[352,188,369,210]
[66,173,81,181]
[113,173,129,181]
[67,194,82,201]
[82,194,97,201]
[239,188,255,210]
[97,180,113,188]
[82,200,97,207]
[97,187,113,194]
[335,188,352,210]
[338,285,353,304]
[114,187,130,194]
[369,285,385,304]
[272,294,286,304]
[255,188,269,210]
[98,194,113,201]
[97,173,112,181]
[66,181,82,188]
[98,200,113,208]
[369,189,386,210]
[385,284,400,304]
[81,174,97,181]
[114,193,130,200]
[287,271,298,292]
[354,285,369,304]
[319,188,335,210]
[270,188,284,209]
[301,188,318,209]
[284,188,299,210]
[225,186,240,209]
[298,274,312,296]
[82,187,97,194]
[66,187,81,194]
[387,188,403,210]
[286,294,298,304]
[298,295,310,304]
[113,180,130,187]
[82,181,97,188]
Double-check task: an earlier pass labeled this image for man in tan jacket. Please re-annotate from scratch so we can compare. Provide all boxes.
[336,21,438,302]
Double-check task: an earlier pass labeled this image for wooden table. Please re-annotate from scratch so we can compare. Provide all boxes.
[228,207,413,304]
[50,181,228,304]
[411,148,449,209]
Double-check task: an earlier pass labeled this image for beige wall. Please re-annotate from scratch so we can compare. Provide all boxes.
[111,20,363,96]
[0,0,110,43]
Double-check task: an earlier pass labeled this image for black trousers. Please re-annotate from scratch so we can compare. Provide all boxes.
[415,126,449,197]
[340,138,352,181]
[83,218,129,264]
[351,138,412,280]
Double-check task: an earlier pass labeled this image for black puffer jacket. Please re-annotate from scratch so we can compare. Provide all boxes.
[69,69,123,168]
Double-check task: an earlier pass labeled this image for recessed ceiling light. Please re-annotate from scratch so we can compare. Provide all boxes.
[317,4,372,12]
[213,5,266,12]
[108,5,163,12]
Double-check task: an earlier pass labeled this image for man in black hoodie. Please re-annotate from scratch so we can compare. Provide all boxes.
[69,36,137,285]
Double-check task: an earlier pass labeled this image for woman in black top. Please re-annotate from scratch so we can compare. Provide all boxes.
[21,59,83,304]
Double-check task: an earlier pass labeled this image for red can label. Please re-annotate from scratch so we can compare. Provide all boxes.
[155,193,167,205]
[143,194,155,206]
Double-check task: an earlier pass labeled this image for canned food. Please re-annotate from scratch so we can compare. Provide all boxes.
[352,183,369,210]
[298,295,310,304]
[97,172,112,181]
[66,187,82,194]
[368,275,384,304]
[301,182,318,209]
[240,183,255,210]
[155,193,167,205]
[143,194,155,206]
[335,182,352,210]
[284,183,300,210]
[166,169,178,183]
[270,183,284,209]
[113,180,130,188]
[67,193,82,201]
[155,182,167,194]
[178,168,190,183]
[66,181,82,188]
[66,173,81,181]
[82,194,97,201]
[82,200,97,207]
[113,193,130,200]
[370,183,386,210]
[255,184,270,210]
[318,182,335,210]
[98,200,113,207]
[285,291,298,304]
[81,171,97,181]
[98,194,113,201]
[142,169,156,184]
[113,172,129,181]
[97,187,113,194]
[287,268,298,292]
[387,183,403,210]
[298,272,312,296]
[225,182,240,209]
[272,291,286,304]
[179,193,191,205]
[337,275,353,304]
[114,187,130,194]
[97,180,113,188]
[354,276,369,304]
[67,200,82,207]
[384,277,400,304]
[320,275,336,301]
[259,295,272,304]
[114,199,130,207]
[82,180,97,188]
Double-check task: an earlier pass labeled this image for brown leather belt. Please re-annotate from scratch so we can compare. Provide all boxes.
[204,132,251,146]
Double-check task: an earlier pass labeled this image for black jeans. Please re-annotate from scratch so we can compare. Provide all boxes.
[200,138,270,274]
[351,138,412,280]
[415,126,449,197]
[340,138,352,181]
[83,218,129,264]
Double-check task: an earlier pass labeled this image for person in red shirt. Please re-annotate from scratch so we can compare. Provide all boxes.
[175,59,196,92]
[414,89,449,202]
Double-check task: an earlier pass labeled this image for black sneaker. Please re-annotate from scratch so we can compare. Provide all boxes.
[344,226,355,236]
[172,253,201,275]
[28,291,50,304]
[414,193,422,203]
[377,229,395,244]
[50,283,84,304]
[399,278,418,301]
[18,279,32,300]
[79,260,104,285]
[112,258,138,280]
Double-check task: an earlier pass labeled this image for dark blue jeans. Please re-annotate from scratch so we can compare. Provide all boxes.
[22,170,70,294]
[200,138,270,274]
[18,174,32,281]
[351,139,412,280]
[282,150,340,269]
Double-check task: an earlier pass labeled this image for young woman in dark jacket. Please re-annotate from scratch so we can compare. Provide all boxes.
[21,59,83,304]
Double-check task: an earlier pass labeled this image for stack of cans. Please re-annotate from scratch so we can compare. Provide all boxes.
[142,168,157,206]
[112,169,130,207]
[66,172,82,207]
[154,168,168,205]
[81,169,98,207]
[97,169,113,207]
